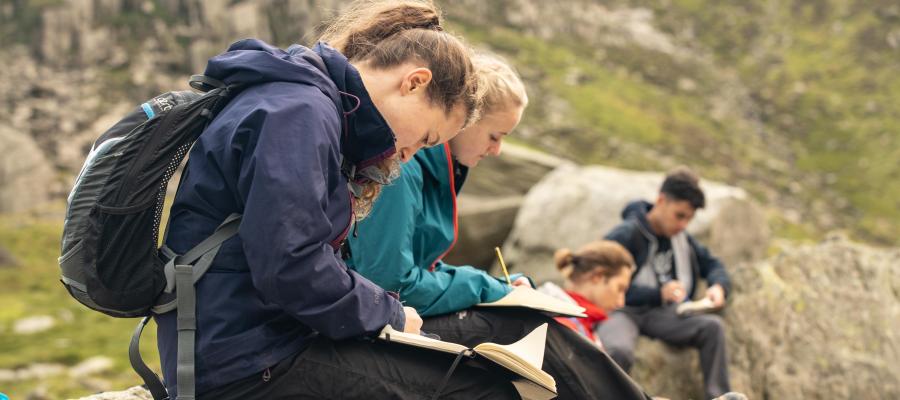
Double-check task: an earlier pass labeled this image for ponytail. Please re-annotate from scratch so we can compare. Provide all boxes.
[554,248,575,280]
[555,241,635,283]
[320,0,479,126]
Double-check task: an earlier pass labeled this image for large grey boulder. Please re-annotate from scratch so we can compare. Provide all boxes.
[0,126,55,213]
[630,235,900,399]
[443,143,567,268]
[498,164,769,283]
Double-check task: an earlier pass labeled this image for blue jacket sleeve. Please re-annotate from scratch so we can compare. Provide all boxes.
[689,236,732,297]
[235,92,405,338]
[347,165,511,317]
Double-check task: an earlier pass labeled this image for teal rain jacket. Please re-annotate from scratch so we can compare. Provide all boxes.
[346,144,512,317]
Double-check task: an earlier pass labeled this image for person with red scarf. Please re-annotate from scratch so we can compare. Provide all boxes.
[538,240,635,349]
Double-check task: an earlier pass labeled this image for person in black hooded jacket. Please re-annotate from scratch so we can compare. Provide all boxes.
[599,167,733,399]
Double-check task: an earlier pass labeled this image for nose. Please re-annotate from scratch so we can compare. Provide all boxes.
[488,140,503,156]
[398,147,414,162]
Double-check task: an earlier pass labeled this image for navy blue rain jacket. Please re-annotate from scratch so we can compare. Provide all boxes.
[155,39,406,395]
[604,200,731,307]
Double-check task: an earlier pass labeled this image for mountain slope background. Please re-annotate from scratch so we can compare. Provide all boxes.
[0,0,898,398]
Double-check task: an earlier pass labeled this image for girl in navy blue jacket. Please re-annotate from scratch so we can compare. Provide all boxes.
[157,1,518,399]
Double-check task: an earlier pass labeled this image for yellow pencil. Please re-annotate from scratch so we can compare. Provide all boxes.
[494,247,512,286]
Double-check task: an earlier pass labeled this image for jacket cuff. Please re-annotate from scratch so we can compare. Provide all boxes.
[386,296,406,332]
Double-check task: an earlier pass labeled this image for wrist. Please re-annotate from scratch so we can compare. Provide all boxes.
[387,300,406,332]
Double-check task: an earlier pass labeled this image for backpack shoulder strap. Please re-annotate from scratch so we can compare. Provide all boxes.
[174,213,241,400]
[129,214,242,400]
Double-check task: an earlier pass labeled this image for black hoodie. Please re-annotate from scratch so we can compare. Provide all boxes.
[604,200,731,307]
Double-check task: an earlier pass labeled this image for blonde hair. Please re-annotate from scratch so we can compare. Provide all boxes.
[472,52,528,117]
[554,241,635,282]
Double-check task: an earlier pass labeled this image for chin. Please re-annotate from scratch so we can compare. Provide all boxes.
[459,158,479,168]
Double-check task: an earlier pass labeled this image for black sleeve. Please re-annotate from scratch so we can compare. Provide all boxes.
[605,221,662,306]
[690,236,732,297]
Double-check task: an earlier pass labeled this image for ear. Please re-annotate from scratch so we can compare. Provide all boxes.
[401,67,433,96]
[655,193,667,207]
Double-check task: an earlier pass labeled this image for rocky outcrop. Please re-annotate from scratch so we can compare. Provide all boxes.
[0,1,349,202]
[444,143,567,268]
[78,386,151,400]
[0,245,18,268]
[631,235,900,399]
[0,126,55,213]
[498,164,769,283]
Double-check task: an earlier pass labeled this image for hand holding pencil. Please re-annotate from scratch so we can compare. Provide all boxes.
[495,247,530,287]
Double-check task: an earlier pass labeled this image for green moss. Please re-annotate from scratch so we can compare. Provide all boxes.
[448,21,734,173]
[0,215,159,399]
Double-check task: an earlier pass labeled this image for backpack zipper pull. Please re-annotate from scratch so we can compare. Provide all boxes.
[262,367,271,382]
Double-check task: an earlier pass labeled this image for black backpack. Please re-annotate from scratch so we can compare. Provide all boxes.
[59,75,242,400]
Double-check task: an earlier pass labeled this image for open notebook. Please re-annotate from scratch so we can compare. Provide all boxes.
[379,323,556,400]
[477,285,587,318]
[676,297,722,316]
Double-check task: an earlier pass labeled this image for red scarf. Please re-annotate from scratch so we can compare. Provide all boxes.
[554,291,608,342]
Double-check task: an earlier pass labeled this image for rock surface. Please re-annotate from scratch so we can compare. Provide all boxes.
[498,164,769,283]
[12,315,56,335]
[630,236,900,399]
[77,386,152,400]
[444,143,567,268]
[0,245,18,268]
[0,126,55,213]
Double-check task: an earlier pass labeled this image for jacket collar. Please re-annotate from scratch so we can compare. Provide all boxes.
[313,42,397,172]
[414,144,454,190]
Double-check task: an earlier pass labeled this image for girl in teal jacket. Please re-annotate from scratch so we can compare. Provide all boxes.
[347,53,654,399]
[345,53,528,317]
[344,143,515,316]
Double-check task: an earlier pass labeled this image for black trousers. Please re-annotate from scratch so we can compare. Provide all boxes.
[422,308,653,400]
[597,305,731,399]
[201,334,519,400]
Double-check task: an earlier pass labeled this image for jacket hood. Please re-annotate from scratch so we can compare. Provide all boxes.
[622,200,654,231]
[314,42,397,170]
[204,39,396,170]
[205,39,338,97]
[621,200,652,220]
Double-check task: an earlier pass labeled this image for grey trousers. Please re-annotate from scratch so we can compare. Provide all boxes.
[596,305,731,399]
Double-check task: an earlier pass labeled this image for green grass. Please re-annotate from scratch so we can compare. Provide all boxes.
[452,1,900,246]
[448,20,738,175]
[0,213,158,399]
